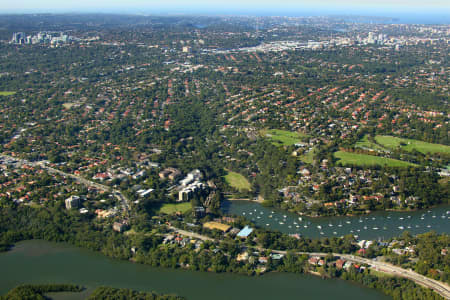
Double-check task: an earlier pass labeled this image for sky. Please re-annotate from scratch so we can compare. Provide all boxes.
[1,0,449,16]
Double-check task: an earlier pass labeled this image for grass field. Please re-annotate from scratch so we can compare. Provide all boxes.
[262,129,306,146]
[158,202,191,214]
[0,91,16,96]
[375,135,450,155]
[355,135,388,152]
[224,171,251,191]
[334,151,416,168]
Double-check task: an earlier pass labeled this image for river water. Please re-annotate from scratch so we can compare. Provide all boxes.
[0,240,388,300]
[222,201,450,240]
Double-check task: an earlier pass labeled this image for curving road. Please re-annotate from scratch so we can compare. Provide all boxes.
[169,226,450,299]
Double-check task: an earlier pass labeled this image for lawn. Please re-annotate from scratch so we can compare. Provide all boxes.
[299,147,316,164]
[224,171,251,191]
[334,151,416,168]
[262,129,306,146]
[375,135,450,155]
[355,135,388,152]
[0,91,16,96]
[158,202,191,214]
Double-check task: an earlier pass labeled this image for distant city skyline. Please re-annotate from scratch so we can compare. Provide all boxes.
[1,0,449,16]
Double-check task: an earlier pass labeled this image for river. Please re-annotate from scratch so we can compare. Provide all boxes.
[222,201,450,239]
[0,240,389,300]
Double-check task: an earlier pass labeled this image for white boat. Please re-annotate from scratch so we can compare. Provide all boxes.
[432,215,436,218]
[266,224,269,226]
[427,225,431,228]
[279,222,284,225]
[363,226,367,230]
[296,225,300,228]
[317,225,322,229]
[407,216,411,218]
[415,225,419,228]
[420,217,424,220]
[288,225,292,228]
[398,226,404,230]
[328,223,333,227]
[372,217,376,220]
[346,221,351,224]
[373,227,379,230]
[338,224,343,227]
[333,232,337,235]
[257,216,261,219]
[283,215,287,218]
[249,212,252,215]
[320,232,324,235]
[304,225,308,228]
[298,217,302,221]
[358,219,363,223]
[269,215,273,218]
[357,229,360,232]
[242,212,246,215]
[407,225,411,229]
[399,217,404,220]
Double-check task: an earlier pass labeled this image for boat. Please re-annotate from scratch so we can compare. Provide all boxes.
[407,215,411,218]
[398,226,404,230]
[346,221,351,224]
[357,229,360,232]
[288,225,292,228]
[328,223,333,227]
[373,227,379,230]
[279,222,284,225]
[317,225,322,229]
[268,215,273,218]
[338,224,343,227]
[266,224,269,226]
[242,212,246,215]
[333,232,337,235]
[399,217,404,220]
[420,217,424,220]
[358,219,363,223]
[257,216,261,219]
[283,215,287,218]
[296,225,300,228]
[304,225,308,228]
[432,215,436,218]
[298,217,302,221]
[372,217,376,220]
[320,232,324,235]
[249,212,252,215]
[407,225,411,229]
[415,225,419,228]
[363,226,367,230]
[427,225,431,228]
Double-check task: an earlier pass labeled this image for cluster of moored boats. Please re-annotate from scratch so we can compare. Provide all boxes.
[240,208,449,237]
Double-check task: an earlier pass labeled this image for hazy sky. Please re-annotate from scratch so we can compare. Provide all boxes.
[1,0,449,15]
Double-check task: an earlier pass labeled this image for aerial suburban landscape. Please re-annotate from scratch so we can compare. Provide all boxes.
[0,1,449,299]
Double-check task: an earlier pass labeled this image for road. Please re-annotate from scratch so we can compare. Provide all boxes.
[168,226,450,299]
[0,154,130,213]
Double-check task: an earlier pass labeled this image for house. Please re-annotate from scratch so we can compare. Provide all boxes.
[113,221,128,233]
[258,257,268,264]
[335,259,346,270]
[65,195,80,209]
[237,252,249,262]
[309,256,320,265]
[193,206,206,218]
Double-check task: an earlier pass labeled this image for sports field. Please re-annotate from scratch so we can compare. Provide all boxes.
[158,202,191,214]
[334,151,416,168]
[0,91,16,96]
[355,135,388,152]
[224,171,251,191]
[262,129,306,146]
[375,135,450,155]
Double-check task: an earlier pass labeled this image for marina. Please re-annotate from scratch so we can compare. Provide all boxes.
[222,201,450,239]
